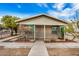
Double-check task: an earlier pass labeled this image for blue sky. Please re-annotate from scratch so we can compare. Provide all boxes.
[0,3,79,21]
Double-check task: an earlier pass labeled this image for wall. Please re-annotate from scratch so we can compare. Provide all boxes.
[18,16,67,25]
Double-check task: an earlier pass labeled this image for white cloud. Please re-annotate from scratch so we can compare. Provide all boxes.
[48,8,71,16]
[48,10,59,18]
[37,3,48,8]
[37,3,79,21]
[53,3,65,11]
[61,8,75,16]
[71,3,79,13]
[47,7,75,20]
[65,4,79,13]
[47,3,79,20]
[37,3,77,20]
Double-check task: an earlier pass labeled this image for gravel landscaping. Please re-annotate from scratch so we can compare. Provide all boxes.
[47,48,79,56]
[0,47,30,56]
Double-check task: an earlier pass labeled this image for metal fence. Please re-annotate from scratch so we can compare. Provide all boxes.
[0,29,11,39]
[17,30,34,40]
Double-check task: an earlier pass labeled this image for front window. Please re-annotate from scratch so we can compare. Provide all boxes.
[52,26,58,34]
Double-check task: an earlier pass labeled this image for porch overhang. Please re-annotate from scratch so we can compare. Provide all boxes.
[18,23,66,26]
[16,14,68,26]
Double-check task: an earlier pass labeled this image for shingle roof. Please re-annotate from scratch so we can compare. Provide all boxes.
[16,14,68,24]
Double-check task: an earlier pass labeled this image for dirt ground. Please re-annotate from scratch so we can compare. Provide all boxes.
[0,47,30,56]
[47,48,79,56]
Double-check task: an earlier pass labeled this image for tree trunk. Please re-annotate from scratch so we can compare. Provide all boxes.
[10,28,14,36]
[14,27,18,35]
[72,35,76,41]
[71,33,76,41]
[15,28,17,35]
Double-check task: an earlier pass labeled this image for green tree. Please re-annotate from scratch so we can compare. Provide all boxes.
[77,21,79,28]
[65,11,79,41]
[65,23,77,40]
[1,15,19,36]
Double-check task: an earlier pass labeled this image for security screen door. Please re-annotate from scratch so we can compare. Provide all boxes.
[35,25,44,40]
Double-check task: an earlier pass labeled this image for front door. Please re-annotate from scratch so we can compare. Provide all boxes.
[35,25,44,40]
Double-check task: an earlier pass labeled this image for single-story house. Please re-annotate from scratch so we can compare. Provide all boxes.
[16,14,68,41]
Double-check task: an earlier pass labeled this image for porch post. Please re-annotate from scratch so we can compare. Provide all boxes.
[34,25,35,41]
[60,25,65,40]
[44,25,46,41]
[63,25,65,41]
[19,24,22,33]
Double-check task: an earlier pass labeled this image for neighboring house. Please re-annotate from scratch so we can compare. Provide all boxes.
[16,14,68,41]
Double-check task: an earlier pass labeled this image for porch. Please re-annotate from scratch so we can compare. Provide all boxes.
[18,24,65,42]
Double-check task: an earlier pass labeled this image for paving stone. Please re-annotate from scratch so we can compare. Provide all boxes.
[28,41,48,56]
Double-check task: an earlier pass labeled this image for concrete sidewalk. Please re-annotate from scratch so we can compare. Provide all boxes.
[0,35,20,42]
[28,41,48,56]
[0,42,33,48]
[45,43,79,48]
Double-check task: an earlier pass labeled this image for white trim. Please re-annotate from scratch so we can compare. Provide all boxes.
[34,25,35,41]
[63,26,65,41]
[44,25,46,41]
